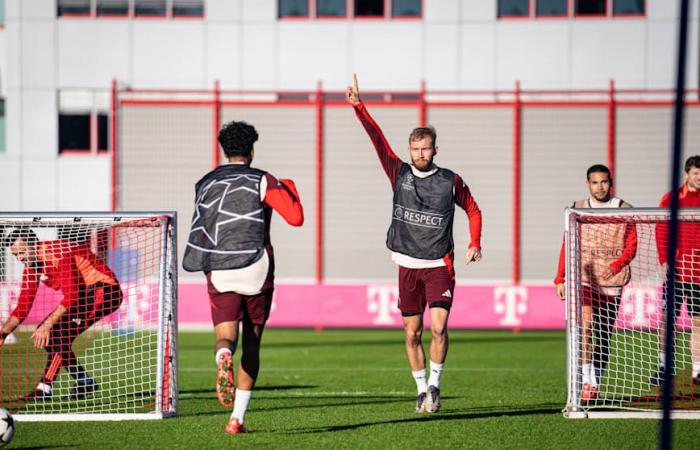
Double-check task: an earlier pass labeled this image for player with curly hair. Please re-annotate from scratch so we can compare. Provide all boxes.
[183,120,304,434]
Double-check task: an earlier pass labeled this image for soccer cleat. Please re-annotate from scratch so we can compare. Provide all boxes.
[71,377,99,400]
[19,388,52,402]
[225,417,248,435]
[581,383,599,401]
[414,392,427,413]
[425,385,441,413]
[216,352,236,408]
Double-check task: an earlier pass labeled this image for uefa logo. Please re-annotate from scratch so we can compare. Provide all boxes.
[394,205,404,219]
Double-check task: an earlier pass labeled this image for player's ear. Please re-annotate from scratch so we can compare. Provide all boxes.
[433,145,438,156]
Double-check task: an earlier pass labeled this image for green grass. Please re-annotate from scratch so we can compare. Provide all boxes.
[7,329,700,449]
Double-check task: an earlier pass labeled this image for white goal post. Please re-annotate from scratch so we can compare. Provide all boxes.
[0,212,178,421]
[563,207,700,419]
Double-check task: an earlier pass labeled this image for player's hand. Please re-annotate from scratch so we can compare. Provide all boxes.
[32,325,51,349]
[556,283,565,300]
[346,73,360,106]
[465,247,481,265]
[600,267,615,281]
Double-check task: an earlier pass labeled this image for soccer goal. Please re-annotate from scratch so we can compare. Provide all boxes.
[563,207,700,419]
[0,213,178,421]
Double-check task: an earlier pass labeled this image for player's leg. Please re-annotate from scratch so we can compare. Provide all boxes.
[686,283,700,384]
[397,266,428,412]
[650,279,680,385]
[580,287,596,400]
[424,265,454,413]
[207,275,245,408]
[225,289,273,434]
[591,293,621,387]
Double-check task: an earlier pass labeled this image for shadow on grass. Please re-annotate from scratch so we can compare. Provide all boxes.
[179,385,317,396]
[281,402,562,434]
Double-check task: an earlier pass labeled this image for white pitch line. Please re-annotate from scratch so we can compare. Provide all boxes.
[179,391,413,398]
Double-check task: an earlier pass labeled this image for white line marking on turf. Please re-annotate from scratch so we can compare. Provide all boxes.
[179,391,413,398]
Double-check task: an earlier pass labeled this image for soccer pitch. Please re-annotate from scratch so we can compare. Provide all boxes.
[10,329,700,448]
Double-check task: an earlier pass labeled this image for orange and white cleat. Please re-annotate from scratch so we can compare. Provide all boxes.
[216,352,236,408]
[225,417,248,435]
[581,383,599,401]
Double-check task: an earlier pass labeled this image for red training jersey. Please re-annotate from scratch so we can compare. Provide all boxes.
[11,241,118,323]
[656,182,700,284]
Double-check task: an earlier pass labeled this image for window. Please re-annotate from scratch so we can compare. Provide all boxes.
[575,0,606,16]
[58,113,109,154]
[59,0,204,19]
[498,0,529,17]
[135,0,166,17]
[57,0,91,16]
[279,0,309,17]
[498,0,644,19]
[279,0,421,19]
[317,0,346,17]
[392,0,421,17]
[355,0,384,17]
[0,99,5,153]
[613,0,644,15]
[536,0,567,16]
[173,0,204,17]
[96,0,129,16]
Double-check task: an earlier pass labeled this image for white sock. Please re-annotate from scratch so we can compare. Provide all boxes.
[37,382,52,394]
[412,369,428,394]
[589,365,598,388]
[215,348,232,365]
[692,362,700,378]
[659,351,666,369]
[582,364,592,385]
[231,389,252,424]
[428,361,444,388]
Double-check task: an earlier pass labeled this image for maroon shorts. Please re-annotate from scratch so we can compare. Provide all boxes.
[581,286,619,307]
[206,273,274,326]
[398,265,455,316]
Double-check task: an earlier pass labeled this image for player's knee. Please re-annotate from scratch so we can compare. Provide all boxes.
[430,324,447,340]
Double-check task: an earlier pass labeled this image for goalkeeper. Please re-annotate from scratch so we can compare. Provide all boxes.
[0,229,123,401]
[554,164,637,401]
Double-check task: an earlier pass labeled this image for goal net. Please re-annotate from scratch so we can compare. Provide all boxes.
[564,207,700,419]
[0,213,178,421]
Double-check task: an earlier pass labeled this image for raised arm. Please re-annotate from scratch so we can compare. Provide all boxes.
[346,74,403,185]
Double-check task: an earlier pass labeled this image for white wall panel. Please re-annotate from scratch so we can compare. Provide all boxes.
[425,24,459,88]
[205,0,242,22]
[57,156,111,210]
[20,21,55,89]
[350,22,423,90]
[21,90,56,157]
[278,22,350,89]
[205,24,241,88]
[133,22,205,88]
[461,0,496,22]
[242,0,275,22]
[21,157,57,209]
[0,156,21,210]
[241,23,276,88]
[460,23,495,89]
[496,22,571,89]
[58,21,131,87]
[425,0,459,22]
[571,21,646,88]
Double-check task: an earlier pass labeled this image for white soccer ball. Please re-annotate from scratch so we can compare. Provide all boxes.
[0,408,15,446]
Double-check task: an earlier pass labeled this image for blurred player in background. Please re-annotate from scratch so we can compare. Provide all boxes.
[651,155,700,386]
[346,74,482,414]
[0,229,123,401]
[554,164,637,400]
[183,120,304,434]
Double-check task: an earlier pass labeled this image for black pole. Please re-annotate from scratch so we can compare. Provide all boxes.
[660,0,690,448]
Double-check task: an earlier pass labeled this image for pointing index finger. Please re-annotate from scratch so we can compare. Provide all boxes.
[352,73,358,91]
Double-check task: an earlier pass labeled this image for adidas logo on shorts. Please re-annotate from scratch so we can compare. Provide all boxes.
[441,290,452,298]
